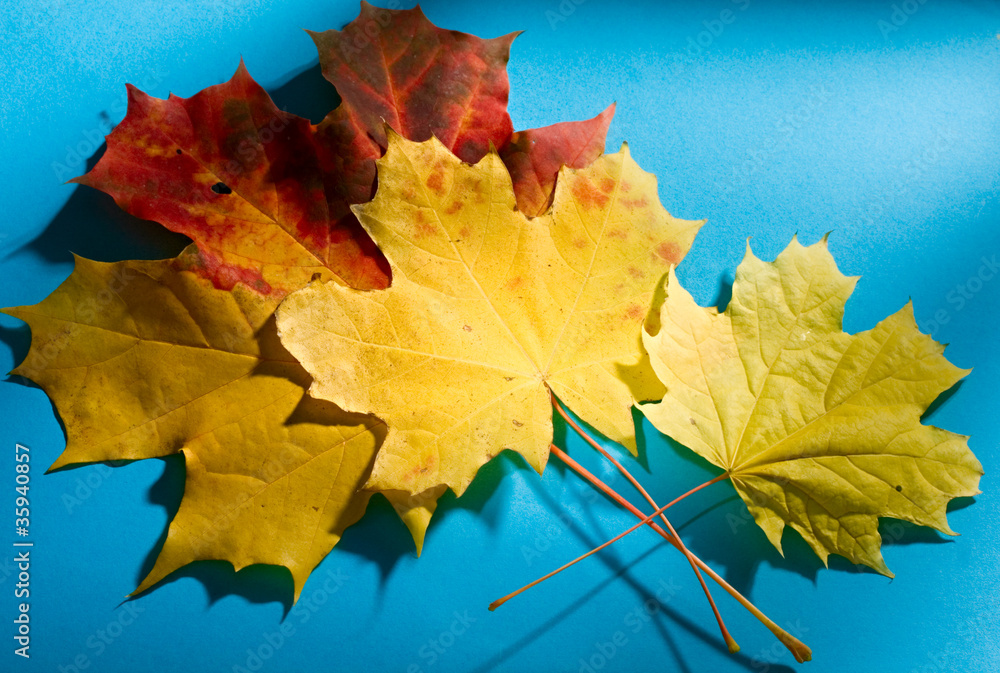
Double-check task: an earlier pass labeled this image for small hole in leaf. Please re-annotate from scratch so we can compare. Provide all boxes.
[212,182,232,195]
[176,149,182,155]
[896,485,902,492]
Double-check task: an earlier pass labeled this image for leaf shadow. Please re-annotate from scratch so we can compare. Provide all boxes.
[712,273,734,311]
[144,560,295,614]
[334,451,555,633]
[25,145,191,266]
[3,370,73,468]
[946,495,978,514]
[333,492,416,585]
[0,321,31,369]
[337,436,541,594]
[468,544,680,673]
[631,406,653,472]
[879,517,957,548]
[135,454,185,584]
[268,60,342,125]
[921,379,964,423]
[438,450,533,528]
[0,145,189,375]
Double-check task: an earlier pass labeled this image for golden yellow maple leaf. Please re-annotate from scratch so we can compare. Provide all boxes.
[639,237,983,574]
[276,131,703,539]
[3,257,385,599]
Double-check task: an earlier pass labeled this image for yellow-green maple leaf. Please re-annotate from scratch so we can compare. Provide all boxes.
[639,237,983,574]
[3,257,386,599]
[276,131,703,537]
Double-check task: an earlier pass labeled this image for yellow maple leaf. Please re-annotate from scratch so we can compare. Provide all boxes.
[276,131,703,541]
[3,257,385,599]
[639,237,983,574]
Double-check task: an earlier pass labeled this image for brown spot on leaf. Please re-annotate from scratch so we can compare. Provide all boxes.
[463,324,472,332]
[573,238,588,249]
[607,228,627,240]
[624,303,645,320]
[405,454,438,482]
[571,177,610,210]
[446,200,463,214]
[426,169,445,194]
[506,276,525,290]
[471,179,486,202]
[622,196,649,209]
[655,241,682,264]
[627,266,643,279]
[414,209,437,237]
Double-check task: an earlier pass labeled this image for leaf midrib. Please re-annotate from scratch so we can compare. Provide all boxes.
[731,326,945,473]
[17,310,295,365]
[402,145,540,378]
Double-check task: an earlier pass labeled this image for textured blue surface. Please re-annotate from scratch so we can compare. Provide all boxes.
[2,1,999,671]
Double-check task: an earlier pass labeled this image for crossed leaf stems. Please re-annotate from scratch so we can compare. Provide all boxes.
[488,395,812,664]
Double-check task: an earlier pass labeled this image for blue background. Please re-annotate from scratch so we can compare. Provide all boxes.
[2,1,999,671]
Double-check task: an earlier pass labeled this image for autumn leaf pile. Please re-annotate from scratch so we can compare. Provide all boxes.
[6,3,629,598]
[4,2,982,660]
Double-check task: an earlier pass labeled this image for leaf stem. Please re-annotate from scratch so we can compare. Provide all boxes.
[548,445,812,663]
[551,395,738,653]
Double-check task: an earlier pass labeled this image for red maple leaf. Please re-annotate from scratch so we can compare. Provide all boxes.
[76,3,615,295]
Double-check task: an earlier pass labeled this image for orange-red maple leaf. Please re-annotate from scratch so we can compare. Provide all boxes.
[77,3,615,296]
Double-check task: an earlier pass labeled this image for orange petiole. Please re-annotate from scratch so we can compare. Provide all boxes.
[547,444,811,663]
[551,394,738,653]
